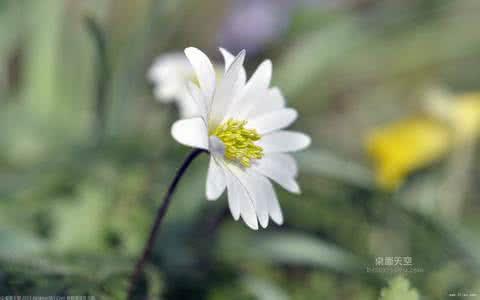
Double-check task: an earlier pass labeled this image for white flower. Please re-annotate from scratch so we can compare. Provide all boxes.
[171,47,311,230]
[148,52,200,118]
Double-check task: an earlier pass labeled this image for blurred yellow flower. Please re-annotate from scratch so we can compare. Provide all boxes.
[366,118,451,190]
[431,92,480,142]
[366,92,480,190]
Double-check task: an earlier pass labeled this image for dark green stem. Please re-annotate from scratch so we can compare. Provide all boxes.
[127,148,205,299]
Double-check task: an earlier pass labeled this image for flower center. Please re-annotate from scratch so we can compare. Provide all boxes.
[211,119,264,167]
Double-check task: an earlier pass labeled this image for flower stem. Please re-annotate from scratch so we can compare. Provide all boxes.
[127,148,205,299]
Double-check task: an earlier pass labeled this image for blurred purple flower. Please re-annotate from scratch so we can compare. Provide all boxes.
[218,0,294,54]
[218,0,335,54]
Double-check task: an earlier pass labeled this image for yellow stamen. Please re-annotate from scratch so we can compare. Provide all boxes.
[212,119,264,167]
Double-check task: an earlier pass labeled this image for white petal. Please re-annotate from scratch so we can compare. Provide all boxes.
[228,165,269,228]
[224,169,259,230]
[253,177,274,228]
[219,48,235,69]
[225,172,241,221]
[171,117,209,150]
[184,47,216,102]
[186,82,208,119]
[257,131,311,153]
[233,166,284,226]
[177,93,200,118]
[264,153,298,177]
[247,108,298,135]
[220,48,247,90]
[245,171,271,228]
[247,59,272,93]
[206,157,226,200]
[209,136,226,157]
[227,60,272,120]
[246,87,286,118]
[239,190,259,230]
[209,50,246,128]
[252,155,300,194]
[266,183,284,225]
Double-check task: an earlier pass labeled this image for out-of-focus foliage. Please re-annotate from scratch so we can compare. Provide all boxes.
[1,0,479,299]
[379,276,419,300]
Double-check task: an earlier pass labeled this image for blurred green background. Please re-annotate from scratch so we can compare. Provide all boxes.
[1,0,480,299]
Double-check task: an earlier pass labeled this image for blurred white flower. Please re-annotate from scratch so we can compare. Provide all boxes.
[171,47,311,230]
[148,52,199,118]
